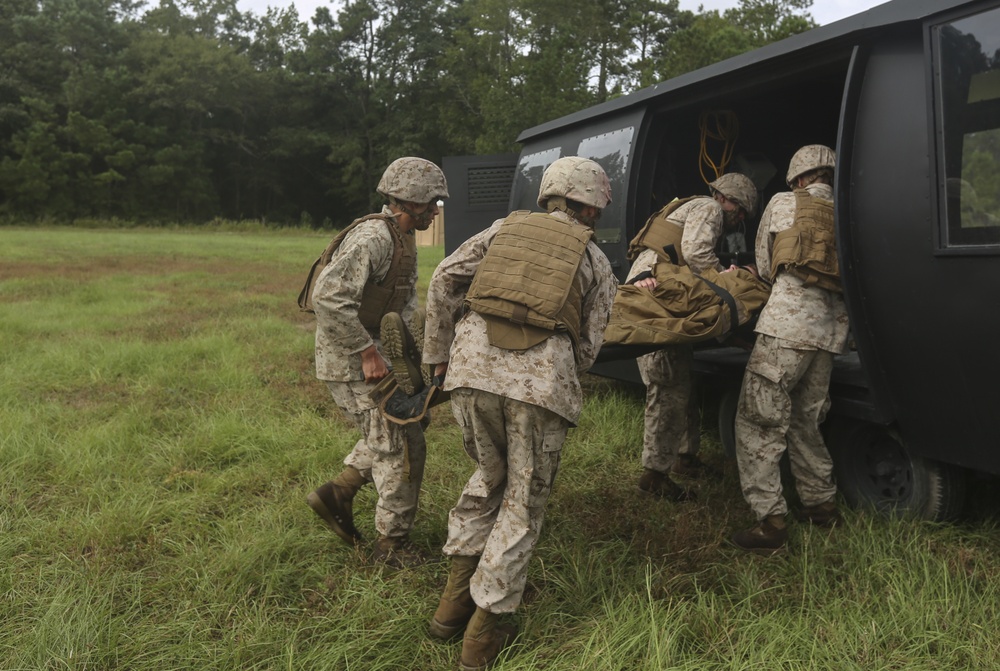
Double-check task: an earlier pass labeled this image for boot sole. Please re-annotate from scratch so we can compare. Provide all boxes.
[725,534,786,556]
[636,484,695,503]
[307,490,362,547]
[795,511,842,528]
[381,313,423,395]
[409,308,433,388]
[741,545,786,557]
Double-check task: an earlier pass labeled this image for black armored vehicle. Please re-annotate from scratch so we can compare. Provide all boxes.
[442,0,1000,520]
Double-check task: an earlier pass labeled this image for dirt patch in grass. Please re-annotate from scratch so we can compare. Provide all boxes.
[43,380,135,411]
[1,256,233,284]
[1,256,308,317]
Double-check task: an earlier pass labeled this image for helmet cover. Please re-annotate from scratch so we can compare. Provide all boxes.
[377,157,449,203]
[786,144,836,188]
[709,172,758,216]
[537,156,612,210]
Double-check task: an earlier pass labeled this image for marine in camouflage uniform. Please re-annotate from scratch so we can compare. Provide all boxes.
[730,145,849,553]
[306,157,448,568]
[628,173,758,497]
[424,157,617,670]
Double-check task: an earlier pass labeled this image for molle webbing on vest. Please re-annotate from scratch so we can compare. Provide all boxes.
[358,218,417,330]
[299,214,388,313]
[297,214,416,329]
[771,189,841,293]
[465,211,592,351]
[626,196,704,265]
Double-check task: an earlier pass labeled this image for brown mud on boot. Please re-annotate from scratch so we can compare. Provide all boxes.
[307,477,363,546]
[671,454,721,479]
[459,607,517,671]
[429,555,480,641]
[372,536,431,569]
[637,468,696,502]
[728,515,788,555]
[381,312,424,395]
[796,501,842,528]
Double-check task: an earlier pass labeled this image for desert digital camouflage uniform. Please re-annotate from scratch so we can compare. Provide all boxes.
[628,247,703,473]
[734,181,850,520]
[423,210,617,613]
[630,198,730,475]
[666,196,730,273]
[313,205,426,539]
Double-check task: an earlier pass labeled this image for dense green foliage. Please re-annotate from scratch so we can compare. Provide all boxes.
[0,0,815,227]
[3,226,1000,670]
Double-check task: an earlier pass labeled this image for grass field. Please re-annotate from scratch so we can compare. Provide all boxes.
[3,226,1000,670]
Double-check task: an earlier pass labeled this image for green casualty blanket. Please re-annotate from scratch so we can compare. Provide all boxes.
[602,264,771,349]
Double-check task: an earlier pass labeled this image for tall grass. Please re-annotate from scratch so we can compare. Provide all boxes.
[2,226,999,670]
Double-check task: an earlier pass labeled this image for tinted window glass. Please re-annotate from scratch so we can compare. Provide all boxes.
[936,6,1000,247]
[577,127,634,244]
[511,148,561,212]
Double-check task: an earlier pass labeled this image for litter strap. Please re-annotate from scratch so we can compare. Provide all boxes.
[693,273,739,333]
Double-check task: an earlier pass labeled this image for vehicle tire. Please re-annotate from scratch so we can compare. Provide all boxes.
[823,417,966,522]
[716,384,740,459]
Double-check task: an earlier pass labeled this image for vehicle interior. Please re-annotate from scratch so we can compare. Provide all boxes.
[634,55,853,264]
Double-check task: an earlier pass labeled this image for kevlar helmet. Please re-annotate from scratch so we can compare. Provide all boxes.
[709,172,758,216]
[537,157,612,210]
[377,157,449,204]
[786,145,836,188]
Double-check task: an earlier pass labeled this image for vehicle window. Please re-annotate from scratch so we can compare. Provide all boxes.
[576,127,634,244]
[511,148,561,212]
[935,6,1000,247]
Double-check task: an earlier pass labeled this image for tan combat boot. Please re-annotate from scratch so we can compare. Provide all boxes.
[728,514,788,554]
[671,453,721,479]
[407,307,433,389]
[429,555,480,640]
[637,468,696,501]
[459,607,517,671]
[796,501,842,528]
[381,311,425,395]
[306,466,366,546]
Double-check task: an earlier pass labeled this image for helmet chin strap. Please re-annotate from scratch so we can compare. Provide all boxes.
[389,196,436,227]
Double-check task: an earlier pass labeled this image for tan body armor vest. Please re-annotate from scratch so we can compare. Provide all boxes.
[770,189,841,293]
[465,211,592,351]
[626,196,706,265]
[298,214,417,329]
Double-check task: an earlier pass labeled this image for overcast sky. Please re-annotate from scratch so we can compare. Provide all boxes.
[234,0,891,29]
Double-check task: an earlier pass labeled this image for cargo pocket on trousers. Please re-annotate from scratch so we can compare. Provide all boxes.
[739,361,789,428]
[528,429,564,508]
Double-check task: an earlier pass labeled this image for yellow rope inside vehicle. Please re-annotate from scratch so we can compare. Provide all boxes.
[699,110,739,184]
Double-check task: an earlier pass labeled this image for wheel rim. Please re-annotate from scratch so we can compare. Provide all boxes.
[832,422,917,511]
[827,418,965,520]
[862,432,914,507]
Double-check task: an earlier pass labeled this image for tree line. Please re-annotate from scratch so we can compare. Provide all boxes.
[0,0,815,227]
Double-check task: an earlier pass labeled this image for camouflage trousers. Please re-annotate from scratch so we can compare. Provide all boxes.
[442,388,568,614]
[734,334,837,520]
[637,344,700,473]
[326,380,426,539]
